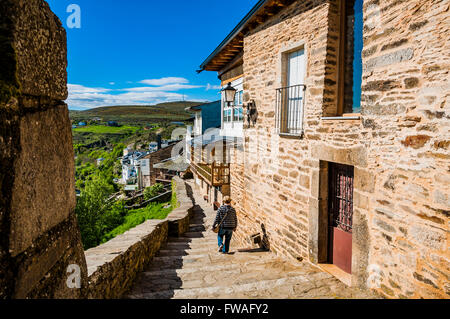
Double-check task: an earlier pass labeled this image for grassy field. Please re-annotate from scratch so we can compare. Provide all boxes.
[73,125,140,134]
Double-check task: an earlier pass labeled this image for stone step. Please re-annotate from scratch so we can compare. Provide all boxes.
[146,254,210,270]
[169,235,215,241]
[188,225,206,232]
[129,260,314,294]
[139,257,290,278]
[165,241,215,249]
[126,274,313,299]
[146,250,274,271]
[182,232,202,238]
[183,231,217,239]
[157,247,214,257]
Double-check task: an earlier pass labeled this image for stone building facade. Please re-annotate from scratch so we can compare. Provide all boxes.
[198,0,449,298]
[140,143,177,187]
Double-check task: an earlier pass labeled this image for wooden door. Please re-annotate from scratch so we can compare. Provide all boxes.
[328,163,354,274]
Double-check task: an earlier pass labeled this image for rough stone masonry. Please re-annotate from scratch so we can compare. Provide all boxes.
[0,0,88,298]
[211,0,450,299]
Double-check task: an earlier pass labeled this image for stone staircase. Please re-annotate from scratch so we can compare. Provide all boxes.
[125,181,377,299]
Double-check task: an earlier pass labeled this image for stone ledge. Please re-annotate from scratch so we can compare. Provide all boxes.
[85,177,194,299]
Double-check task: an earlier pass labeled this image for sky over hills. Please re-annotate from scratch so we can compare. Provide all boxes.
[46,0,256,110]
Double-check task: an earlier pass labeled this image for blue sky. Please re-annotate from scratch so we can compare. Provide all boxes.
[46,0,256,110]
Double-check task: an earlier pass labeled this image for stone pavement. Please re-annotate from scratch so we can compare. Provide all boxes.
[125,181,378,299]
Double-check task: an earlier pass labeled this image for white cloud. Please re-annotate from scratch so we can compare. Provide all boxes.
[139,77,189,86]
[67,78,214,109]
[125,84,203,92]
[109,82,115,85]
[67,84,186,109]
[68,84,111,94]
[206,83,221,91]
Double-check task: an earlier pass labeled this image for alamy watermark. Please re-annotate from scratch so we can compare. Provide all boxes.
[366,264,382,289]
[66,4,81,29]
[66,264,81,289]
[170,126,282,168]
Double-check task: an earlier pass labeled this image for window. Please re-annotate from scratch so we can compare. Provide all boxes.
[233,107,244,122]
[223,89,244,124]
[223,109,232,123]
[238,107,244,121]
[276,48,306,135]
[338,0,363,114]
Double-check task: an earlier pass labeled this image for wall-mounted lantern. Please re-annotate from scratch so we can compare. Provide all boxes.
[246,100,257,127]
[222,82,237,107]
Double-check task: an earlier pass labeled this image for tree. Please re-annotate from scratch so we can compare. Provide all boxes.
[75,176,125,249]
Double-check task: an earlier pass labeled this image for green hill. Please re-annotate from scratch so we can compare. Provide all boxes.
[69,101,202,126]
[69,101,204,152]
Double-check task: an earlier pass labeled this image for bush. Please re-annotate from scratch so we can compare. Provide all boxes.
[101,202,172,243]
[143,183,165,200]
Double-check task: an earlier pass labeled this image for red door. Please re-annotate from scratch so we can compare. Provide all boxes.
[328,163,354,274]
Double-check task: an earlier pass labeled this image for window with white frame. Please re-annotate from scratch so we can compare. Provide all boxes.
[233,90,244,122]
[223,108,232,123]
[221,78,244,137]
[276,47,306,135]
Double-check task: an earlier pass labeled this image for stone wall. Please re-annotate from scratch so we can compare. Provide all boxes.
[227,0,449,298]
[0,0,88,298]
[231,0,331,268]
[86,177,194,299]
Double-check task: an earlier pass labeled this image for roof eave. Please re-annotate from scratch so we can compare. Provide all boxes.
[197,0,269,73]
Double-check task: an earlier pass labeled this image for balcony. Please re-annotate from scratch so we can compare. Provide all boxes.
[275,84,306,136]
[190,146,230,186]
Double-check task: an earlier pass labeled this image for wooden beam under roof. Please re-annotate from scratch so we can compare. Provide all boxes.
[198,0,297,72]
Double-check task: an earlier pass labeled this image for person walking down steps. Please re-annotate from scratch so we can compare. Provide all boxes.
[212,196,237,254]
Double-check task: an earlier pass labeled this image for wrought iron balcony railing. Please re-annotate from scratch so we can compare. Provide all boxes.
[275,84,306,136]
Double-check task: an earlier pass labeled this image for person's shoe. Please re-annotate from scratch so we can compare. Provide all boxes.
[218,244,223,252]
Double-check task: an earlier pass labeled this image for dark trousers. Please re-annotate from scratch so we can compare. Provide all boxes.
[218,228,233,253]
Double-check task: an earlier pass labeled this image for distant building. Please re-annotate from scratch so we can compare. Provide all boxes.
[153,156,190,183]
[138,143,178,188]
[123,147,134,157]
[149,142,158,152]
[185,100,221,136]
[107,121,120,127]
[185,100,222,165]
[121,151,147,186]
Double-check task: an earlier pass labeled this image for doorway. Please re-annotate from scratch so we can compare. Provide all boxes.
[328,163,354,274]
